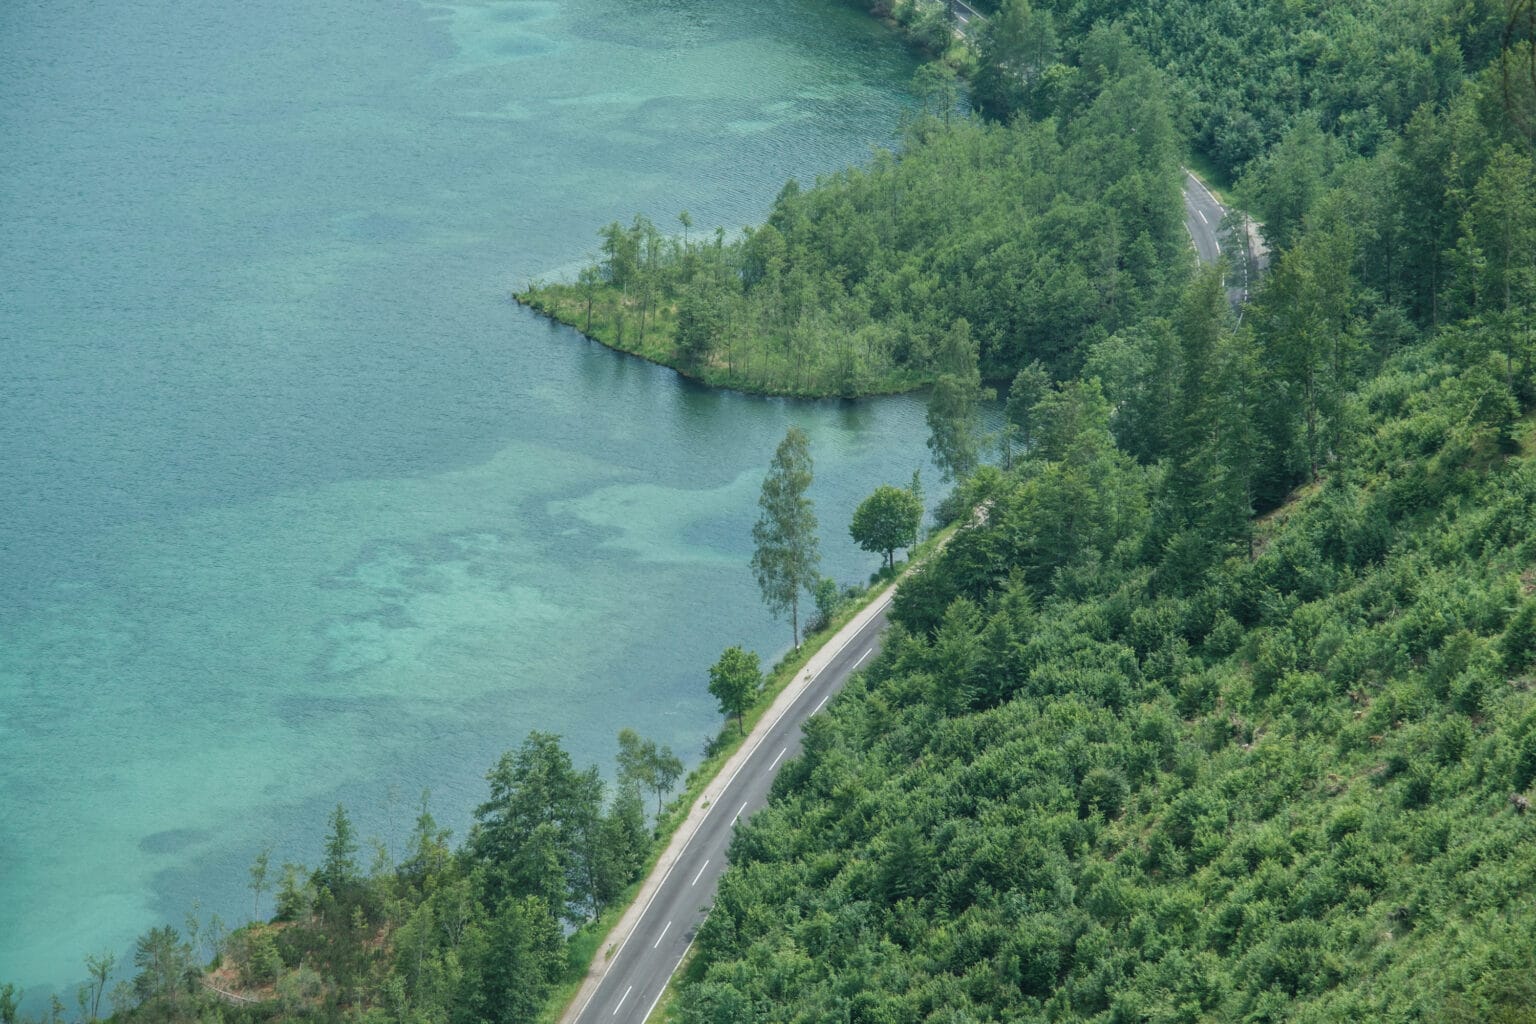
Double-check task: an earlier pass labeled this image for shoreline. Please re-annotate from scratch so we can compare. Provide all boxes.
[511,289,929,402]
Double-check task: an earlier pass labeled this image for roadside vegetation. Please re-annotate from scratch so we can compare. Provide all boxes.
[2,456,941,1024]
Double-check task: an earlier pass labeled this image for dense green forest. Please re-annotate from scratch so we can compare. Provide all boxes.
[960,0,1515,183]
[668,1,1536,1021]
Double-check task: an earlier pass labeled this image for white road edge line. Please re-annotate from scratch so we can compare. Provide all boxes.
[769,747,787,771]
[640,932,700,1023]
[653,920,671,949]
[1185,169,1222,207]
[612,986,632,1017]
[691,861,709,886]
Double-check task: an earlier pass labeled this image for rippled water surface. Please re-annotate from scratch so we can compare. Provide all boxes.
[0,0,922,995]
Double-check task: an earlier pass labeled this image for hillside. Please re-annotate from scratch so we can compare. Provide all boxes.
[669,1,1536,1020]
[679,339,1536,1021]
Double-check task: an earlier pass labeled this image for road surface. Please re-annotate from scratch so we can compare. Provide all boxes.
[1182,168,1257,307]
[562,592,895,1024]
[950,0,982,35]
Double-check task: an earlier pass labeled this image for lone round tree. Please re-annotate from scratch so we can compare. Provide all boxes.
[751,426,821,647]
[850,484,924,569]
[708,645,762,734]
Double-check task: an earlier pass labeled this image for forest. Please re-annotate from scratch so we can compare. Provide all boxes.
[9,0,1536,1020]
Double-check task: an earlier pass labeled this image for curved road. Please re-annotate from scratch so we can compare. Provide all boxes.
[1182,168,1257,307]
[563,592,895,1024]
[1183,168,1227,267]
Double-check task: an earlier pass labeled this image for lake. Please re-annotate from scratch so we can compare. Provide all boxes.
[0,0,927,1000]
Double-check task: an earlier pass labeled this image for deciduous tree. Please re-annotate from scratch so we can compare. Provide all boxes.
[751,426,821,646]
[616,728,684,822]
[709,646,762,734]
[850,484,924,568]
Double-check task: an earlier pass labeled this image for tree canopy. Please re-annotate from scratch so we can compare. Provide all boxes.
[707,646,762,734]
[850,483,924,568]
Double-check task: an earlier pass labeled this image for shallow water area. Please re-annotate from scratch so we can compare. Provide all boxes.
[0,0,922,1000]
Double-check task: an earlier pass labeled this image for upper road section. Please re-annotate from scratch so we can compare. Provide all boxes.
[927,0,1263,305]
[1183,169,1266,308]
[1183,169,1227,268]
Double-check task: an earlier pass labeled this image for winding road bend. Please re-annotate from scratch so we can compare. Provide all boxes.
[1182,168,1261,307]
[561,589,897,1024]
[925,0,1255,303]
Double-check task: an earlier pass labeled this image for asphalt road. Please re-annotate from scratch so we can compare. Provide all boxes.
[951,0,982,34]
[566,599,893,1024]
[1182,169,1252,307]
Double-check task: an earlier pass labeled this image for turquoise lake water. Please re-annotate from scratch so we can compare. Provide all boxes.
[0,0,924,998]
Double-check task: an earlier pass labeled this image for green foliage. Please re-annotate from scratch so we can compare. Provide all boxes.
[519,63,1189,397]
[850,483,924,568]
[708,646,763,734]
[60,730,665,1024]
[34,4,1536,1022]
[809,576,843,634]
[616,727,684,823]
[313,804,359,900]
[237,928,282,988]
[674,285,726,368]
[672,49,1536,1000]
[925,319,993,483]
[1505,599,1536,674]
[272,862,311,923]
[131,926,194,1012]
[455,897,563,1024]
[682,349,1536,1016]
[469,732,605,922]
[751,426,821,646]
